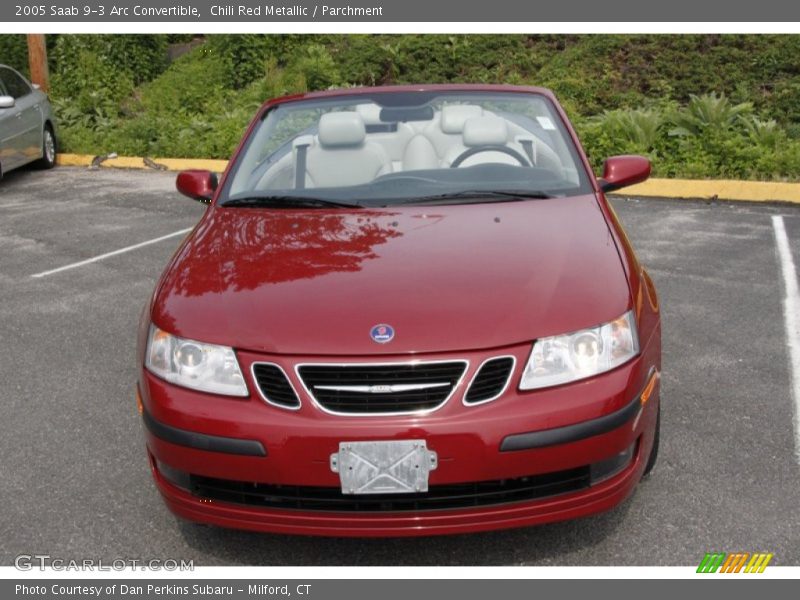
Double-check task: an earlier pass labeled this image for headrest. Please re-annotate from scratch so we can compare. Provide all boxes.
[354,103,383,126]
[463,117,509,147]
[318,112,366,148]
[440,104,484,134]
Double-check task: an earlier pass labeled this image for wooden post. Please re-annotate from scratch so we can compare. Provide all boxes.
[26,34,49,93]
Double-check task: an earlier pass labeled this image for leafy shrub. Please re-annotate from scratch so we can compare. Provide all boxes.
[50,35,166,86]
[741,116,783,148]
[50,47,134,127]
[43,34,800,179]
[205,34,307,88]
[668,93,752,137]
[48,35,168,135]
[591,108,664,151]
[287,44,341,90]
[0,35,29,75]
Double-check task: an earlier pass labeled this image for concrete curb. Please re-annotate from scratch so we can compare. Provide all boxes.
[614,178,800,204]
[56,153,228,172]
[55,153,800,204]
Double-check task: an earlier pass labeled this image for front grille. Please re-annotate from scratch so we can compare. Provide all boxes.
[252,363,301,409]
[297,361,468,414]
[464,357,515,404]
[188,467,590,512]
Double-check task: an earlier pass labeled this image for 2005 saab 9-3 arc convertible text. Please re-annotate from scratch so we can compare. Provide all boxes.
[137,84,661,537]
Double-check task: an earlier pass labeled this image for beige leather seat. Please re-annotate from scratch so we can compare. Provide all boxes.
[442,116,526,167]
[401,135,439,171]
[401,104,485,171]
[301,112,392,188]
[355,103,415,172]
[422,104,484,162]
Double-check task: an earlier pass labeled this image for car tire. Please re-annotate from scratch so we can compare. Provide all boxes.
[643,406,660,476]
[34,125,56,169]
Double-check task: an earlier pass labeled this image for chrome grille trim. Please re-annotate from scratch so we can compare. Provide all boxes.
[295,359,470,417]
[250,362,302,411]
[463,355,517,406]
[314,382,452,394]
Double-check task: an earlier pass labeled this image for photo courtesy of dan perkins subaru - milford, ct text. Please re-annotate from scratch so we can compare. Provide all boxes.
[210,4,384,17]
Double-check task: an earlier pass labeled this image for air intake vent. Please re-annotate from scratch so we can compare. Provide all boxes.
[252,363,301,409]
[298,361,468,414]
[189,466,591,512]
[464,357,515,404]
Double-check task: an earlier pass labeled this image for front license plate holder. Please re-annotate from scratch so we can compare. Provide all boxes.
[330,440,438,494]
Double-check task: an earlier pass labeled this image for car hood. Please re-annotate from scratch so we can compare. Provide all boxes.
[153,194,631,355]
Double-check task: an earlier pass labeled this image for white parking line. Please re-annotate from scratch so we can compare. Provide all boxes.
[30,228,193,279]
[772,215,800,463]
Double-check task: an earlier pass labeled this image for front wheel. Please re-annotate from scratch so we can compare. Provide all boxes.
[35,126,56,169]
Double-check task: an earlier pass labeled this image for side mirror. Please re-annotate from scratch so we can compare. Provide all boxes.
[598,155,651,193]
[176,169,218,204]
[0,95,15,109]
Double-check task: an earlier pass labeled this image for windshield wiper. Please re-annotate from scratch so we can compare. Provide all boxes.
[393,189,556,206]
[222,195,363,209]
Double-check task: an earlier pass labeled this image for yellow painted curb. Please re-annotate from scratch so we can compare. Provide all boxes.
[614,178,800,204]
[56,153,228,172]
[55,154,800,204]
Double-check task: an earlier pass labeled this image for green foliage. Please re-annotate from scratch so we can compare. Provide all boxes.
[578,98,800,181]
[57,48,307,159]
[0,35,29,75]
[668,93,752,137]
[48,35,168,135]
[51,35,167,86]
[50,47,134,129]
[287,44,341,89]
[205,34,307,88]
[741,116,783,148]
[590,108,664,152]
[44,34,800,179]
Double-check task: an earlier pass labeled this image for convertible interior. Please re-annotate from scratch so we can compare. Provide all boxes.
[238,101,580,195]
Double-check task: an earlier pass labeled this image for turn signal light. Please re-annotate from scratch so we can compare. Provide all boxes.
[640,370,660,405]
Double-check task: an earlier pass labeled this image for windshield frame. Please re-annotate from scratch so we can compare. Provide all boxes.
[216,88,596,207]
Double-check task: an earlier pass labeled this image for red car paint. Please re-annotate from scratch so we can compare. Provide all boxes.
[138,85,661,537]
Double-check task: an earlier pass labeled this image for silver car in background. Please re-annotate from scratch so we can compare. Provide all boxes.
[0,64,57,178]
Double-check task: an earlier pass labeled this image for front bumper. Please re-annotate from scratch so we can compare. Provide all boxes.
[139,341,660,537]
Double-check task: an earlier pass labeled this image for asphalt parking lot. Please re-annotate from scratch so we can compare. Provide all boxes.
[1,166,798,566]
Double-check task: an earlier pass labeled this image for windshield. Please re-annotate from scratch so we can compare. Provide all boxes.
[221,91,592,207]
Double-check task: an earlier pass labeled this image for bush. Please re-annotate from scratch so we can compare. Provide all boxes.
[43,34,800,179]
[0,35,29,75]
[287,44,341,90]
[668,93,752,137]
[205,34,307,88]
[50,35,167,86]
[56,46,309,159]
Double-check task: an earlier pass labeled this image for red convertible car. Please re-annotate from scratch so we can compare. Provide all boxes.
[137,84,661,537]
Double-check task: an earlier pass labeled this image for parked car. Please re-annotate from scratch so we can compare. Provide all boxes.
[0,64,57,178]
[138,84,661,537]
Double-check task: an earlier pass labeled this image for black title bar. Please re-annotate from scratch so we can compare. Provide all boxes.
[3,0,800,22]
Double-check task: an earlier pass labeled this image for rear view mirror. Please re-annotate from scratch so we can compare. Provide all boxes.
[598,155,651,193]
[176,170,218,204]
[0,95,15,109]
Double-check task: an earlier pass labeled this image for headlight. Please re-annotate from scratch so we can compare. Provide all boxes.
[145,325,248,397]
[519,311,639,390]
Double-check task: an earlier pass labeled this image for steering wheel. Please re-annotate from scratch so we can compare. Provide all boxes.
[450,145,531,168]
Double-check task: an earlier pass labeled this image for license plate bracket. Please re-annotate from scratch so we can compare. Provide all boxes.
[330,440,438,494]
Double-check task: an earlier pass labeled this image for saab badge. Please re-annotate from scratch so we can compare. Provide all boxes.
[370,324,395,344]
